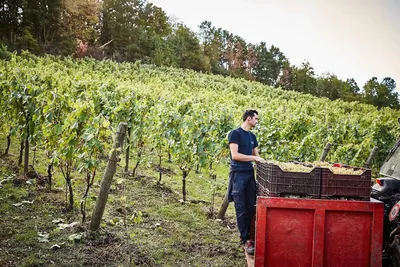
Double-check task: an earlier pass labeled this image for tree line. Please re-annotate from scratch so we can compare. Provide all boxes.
[0,0,398,109]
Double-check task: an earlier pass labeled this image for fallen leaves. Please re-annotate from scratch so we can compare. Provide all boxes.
[12,200,34,207]
[38,232,49,243]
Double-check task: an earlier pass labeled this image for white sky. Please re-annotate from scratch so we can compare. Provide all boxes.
[150,0,400,92]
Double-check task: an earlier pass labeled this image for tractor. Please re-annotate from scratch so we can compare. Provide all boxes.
[371,119,400,266]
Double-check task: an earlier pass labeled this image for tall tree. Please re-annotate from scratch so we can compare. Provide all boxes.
[101,0,170,62]
[252,43,288,86]
[220,30,234,72]
[0,0,24,50]
[61,0,99,51]
[198,21,226,75]
[1,0,94,54]
[100,0,142,60]
[167,23,210,72]
[133,2,171,63]
[342,78,361,102]
[223,34,248,78]
[363,77,399,109]
[246,43,257,79]
[291,61,317,95]
[20,0,63,53]
[278,62,294,91]
[315,73,342,100]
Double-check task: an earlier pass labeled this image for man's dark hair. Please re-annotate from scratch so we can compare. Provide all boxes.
[242,110,258,121]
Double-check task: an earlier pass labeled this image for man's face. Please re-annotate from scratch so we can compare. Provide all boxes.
[248,114,258,127]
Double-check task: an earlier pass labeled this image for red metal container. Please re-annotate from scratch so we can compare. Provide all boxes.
[254,197,383,267]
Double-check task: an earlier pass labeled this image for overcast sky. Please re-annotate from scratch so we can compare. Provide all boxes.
[149,0,400,91]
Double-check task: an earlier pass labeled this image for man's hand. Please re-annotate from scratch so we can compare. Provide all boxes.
[252,147,266,163]
[254,156,266,163]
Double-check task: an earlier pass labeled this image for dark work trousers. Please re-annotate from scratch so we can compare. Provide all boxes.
[230,170,256,242]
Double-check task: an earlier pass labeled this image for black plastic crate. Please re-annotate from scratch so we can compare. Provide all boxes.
[320,168,371,201]
[256,162,321,198]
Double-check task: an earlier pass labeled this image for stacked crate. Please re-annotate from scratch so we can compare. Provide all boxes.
[256,162,371,200]
[256,162,321,198]
[320,167,371,200]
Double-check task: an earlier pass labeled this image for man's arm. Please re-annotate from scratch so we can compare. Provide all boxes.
[230,143,264,162]
[252,147,266,162]
[253,147,260,157]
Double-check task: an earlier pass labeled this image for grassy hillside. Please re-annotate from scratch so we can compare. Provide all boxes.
[1,52,400,266]
[0,142,244,266]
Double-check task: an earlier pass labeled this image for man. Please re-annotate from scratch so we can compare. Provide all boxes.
[228,109,265,255]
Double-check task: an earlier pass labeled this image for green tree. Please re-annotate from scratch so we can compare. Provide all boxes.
[315,73,343,100]
[0,0,24,50]
[342,78,361,102]
[60,0,100,56]
[101,0,170,62]
[363,77,400,109]
[151,37,175,66]
[252,43,288,86]
[291,61,317,95]
[167,24,210,72]
[19,0,63,53]
[198,21,226,75]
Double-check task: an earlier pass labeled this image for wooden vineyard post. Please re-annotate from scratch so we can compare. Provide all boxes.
[90,122,128,231]
[319,143,331,162]
[217,194,229,220]
[364,146,379,168]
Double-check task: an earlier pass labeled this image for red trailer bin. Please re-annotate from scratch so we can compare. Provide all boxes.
[254,197,383,267]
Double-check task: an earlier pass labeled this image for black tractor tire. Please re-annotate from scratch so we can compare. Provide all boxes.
[390,235,400,267]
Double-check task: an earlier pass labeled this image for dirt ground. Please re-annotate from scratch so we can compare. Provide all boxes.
[0,154,245,267]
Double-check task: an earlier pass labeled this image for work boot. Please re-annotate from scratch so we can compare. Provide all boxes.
[244,240,255,255]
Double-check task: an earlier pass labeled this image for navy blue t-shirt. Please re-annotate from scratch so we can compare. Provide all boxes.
[228,127,258,171]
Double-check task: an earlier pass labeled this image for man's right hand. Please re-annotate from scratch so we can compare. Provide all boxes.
[254,156,266,163]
